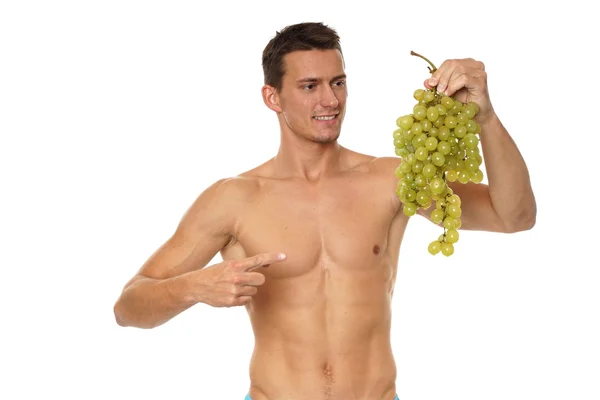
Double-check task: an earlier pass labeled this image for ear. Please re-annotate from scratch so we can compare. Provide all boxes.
[261,84,282,113]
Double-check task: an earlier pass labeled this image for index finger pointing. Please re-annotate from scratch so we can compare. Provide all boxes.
[238,252,287,271]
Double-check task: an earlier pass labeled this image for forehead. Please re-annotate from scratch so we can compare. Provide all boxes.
[282,49,345,81]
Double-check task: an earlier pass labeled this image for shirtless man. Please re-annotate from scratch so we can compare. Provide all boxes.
[113,22,536,400]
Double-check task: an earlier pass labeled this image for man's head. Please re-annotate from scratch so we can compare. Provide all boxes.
[261,22,347,144]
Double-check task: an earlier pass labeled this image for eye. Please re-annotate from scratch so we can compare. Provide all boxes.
[334,80,346,87]
[304,84,315,90]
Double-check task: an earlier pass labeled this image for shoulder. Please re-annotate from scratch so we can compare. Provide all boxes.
[367,156,402,175]
[198,174,261,206]
[347,150,400,179]
[345,152,402,214]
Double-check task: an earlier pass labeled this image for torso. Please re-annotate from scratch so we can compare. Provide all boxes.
[220,150,408,400]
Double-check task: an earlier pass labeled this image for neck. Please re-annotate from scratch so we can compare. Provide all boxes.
[272,131,344,181]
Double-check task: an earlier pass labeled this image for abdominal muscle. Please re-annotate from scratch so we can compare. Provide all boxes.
[244,260,398,400]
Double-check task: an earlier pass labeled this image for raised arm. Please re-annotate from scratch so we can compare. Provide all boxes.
[419,58,536,233]
[113,177,286,329]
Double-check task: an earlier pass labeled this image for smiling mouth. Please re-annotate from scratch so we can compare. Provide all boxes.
[313,115,337,121]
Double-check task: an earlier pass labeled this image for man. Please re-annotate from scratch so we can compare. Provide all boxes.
[113,22,536,400]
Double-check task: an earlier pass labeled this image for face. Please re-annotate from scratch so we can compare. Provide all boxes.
[265,49,347,144]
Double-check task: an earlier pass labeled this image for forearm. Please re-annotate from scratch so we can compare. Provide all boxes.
[113,273,197,329]
[478,112,536,231]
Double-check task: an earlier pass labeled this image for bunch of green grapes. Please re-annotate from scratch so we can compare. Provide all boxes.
[393,52,484,257]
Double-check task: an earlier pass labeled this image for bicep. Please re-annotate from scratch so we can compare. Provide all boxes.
[125,178,240,286]
[418,181,506,232]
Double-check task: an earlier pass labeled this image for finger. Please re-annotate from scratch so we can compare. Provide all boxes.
[239,271,267,287]
[235,285,258,297]
[233,252,287,272]
[432,60,456,96]
[233,296,253,306]
[445,68,485,98]
[444,70,467,98]
[245,272,267,286]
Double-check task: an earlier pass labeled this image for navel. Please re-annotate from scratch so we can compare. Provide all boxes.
[323,362,333,376]
[373,245,381,255]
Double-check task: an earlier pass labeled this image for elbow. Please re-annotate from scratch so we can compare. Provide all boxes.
[113,301,129,327]
[113,301,159,329]
[504,203,537,233]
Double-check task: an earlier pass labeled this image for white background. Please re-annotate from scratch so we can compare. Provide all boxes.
[1,1,599,399]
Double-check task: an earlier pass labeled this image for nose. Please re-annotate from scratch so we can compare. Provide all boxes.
[320,85,339,108]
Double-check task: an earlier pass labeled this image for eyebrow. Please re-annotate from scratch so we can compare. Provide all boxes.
[296,74,347,84]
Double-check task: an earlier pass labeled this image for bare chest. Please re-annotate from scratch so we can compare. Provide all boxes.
[223,177,401,279]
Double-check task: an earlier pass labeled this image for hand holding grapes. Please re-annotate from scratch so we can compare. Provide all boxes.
[393,52,486,257]
[423,57,494,123]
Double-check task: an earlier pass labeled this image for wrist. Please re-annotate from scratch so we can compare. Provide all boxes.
[476,109,500,133]
[164,272,200,306]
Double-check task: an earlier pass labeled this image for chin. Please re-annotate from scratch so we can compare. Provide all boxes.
[313,131,340,144]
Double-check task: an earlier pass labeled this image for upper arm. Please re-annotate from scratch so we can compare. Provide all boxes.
[374,155,507,232]
[123,177,246,288]
[417,180,507,232]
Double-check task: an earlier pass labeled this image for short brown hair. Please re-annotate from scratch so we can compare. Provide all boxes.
[262,22,343,91]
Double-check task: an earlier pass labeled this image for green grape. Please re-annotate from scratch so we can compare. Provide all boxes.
[457,112,469,125]
[455,125,467,138]
[422,119,432,132]
[415,146,429,161]
[431,152,445,167]
[446,170,458,182]
[443,216,456,229]
[448,194,461,206]
[415,190,430,206]
[397,115,414,130]
[412,122,423,135]
[428,240,442,255]
[438,126,451,141]
[403,202,417,216]
[447,204,462,218]
[412,161,424,173]
[441,96,454,109]
[393,50,487,257]
[423,90,435,103]
[413,105,427,120]
[441,242,454,256]
[458,170,470,184]
[430,209,444,224]
[465,158,479,173]
[412,133,427,148]
[422,163,437,178]
[446,229,459,244]
[463,104,476,119]
[424,137,438,151]
[450,101,463,115]
[464,133,479,149]
[471,169,484,183]
[430,177,446,195]
[445,115,458,129]
[395,147,409,157]
[414,174,427,187]
[466,119,478,133]
[427,106,439,122]
[398,161,412,173]
[437,140,451,155]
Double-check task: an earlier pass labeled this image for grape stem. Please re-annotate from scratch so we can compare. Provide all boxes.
[411,51,439,96]
[410,51,438,73]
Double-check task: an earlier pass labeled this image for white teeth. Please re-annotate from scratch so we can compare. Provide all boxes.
[314,115,336,120]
